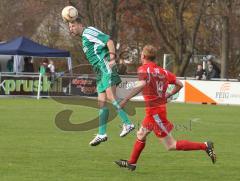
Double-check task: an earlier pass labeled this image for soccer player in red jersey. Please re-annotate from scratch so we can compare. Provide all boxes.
[114,45,216,171]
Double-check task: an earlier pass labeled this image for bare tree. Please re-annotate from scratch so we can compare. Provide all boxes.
[68,0,120,42]
[203,0,240,78]
[142,0,206,76]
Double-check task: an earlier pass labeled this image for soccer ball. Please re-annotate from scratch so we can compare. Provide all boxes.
[61,6,78,22]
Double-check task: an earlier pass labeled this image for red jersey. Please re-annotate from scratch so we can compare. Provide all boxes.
[138,62,176,115]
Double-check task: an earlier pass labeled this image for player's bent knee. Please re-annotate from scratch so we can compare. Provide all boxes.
[106,95,114,102]
[137,130,147,141]
[98,101,106,108]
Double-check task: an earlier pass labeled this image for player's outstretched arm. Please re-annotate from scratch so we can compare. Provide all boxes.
[120,80,146,108]
[166,79,183,99]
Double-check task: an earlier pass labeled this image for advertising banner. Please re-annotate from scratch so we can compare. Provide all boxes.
[1,74,239,106]
[0,75,51,95]
[185,80,240,105]
[71,76,97,97]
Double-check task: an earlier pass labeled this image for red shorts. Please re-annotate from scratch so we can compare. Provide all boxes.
[142,109,174,138]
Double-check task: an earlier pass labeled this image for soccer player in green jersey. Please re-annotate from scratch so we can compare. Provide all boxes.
[68,18,135,146]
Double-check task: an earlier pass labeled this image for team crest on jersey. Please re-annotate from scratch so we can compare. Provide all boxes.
[153,68,165,79]
[83,47,88,53]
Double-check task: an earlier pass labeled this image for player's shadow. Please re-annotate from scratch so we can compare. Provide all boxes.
[53,96,145,131]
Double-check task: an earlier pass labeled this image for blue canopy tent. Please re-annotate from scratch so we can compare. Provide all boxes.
[0,36,72,73]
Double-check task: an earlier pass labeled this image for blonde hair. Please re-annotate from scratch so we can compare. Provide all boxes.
[142,45,157,61]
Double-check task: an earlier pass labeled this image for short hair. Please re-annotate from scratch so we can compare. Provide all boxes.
[43,58,49,63]
[71,17,82,23]
[142,45,157,61]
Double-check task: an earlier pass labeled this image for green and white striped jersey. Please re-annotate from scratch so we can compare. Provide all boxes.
[81,27,110,66]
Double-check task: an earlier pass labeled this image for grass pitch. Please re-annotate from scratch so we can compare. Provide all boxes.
[0,98,240,181]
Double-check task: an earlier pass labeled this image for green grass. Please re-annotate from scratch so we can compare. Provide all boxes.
[0,98,240,181]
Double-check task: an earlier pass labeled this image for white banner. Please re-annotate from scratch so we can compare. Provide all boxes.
[117,77,142,100]
[185,80,240,105]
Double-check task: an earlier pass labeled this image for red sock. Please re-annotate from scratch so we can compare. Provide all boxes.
[176,140,206,151]
[128,139,145,164]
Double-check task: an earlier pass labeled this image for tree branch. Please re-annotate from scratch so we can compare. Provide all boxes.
[180,0,205,74]
[144,1,176,54]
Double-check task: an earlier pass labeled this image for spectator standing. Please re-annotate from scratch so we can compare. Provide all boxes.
[48,60,55,74]
[23,57,34,72]
[206,64,218,80]
[40,58,50,74]
[194,64,205,80]
[7,57,14,72]
[48,60,56,83]
[207,59,220,78]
